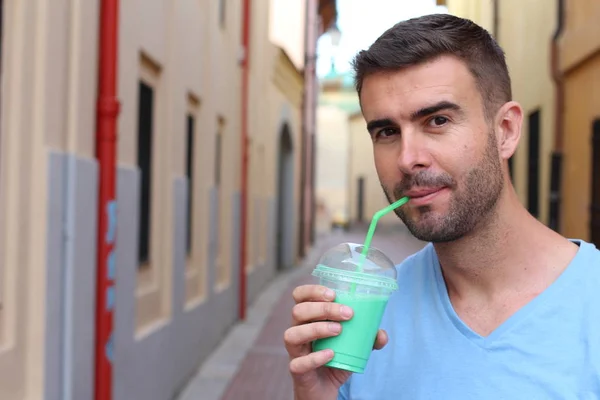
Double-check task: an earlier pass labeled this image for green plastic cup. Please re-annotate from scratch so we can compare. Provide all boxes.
[311,242,398,374]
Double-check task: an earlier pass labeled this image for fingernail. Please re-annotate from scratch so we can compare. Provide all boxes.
[328,322,341,333]
[324,289,335,300]
[320,349,334,360]
[340,306,353,319]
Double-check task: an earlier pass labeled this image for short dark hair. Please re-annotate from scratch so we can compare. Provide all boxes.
[352,14,511,120]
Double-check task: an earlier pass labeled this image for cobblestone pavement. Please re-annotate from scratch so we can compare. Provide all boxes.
[178,226,426,400]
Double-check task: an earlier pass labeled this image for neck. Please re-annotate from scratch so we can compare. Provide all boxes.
[433,185,578,302]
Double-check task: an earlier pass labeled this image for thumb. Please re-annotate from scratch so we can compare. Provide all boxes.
[373,329,388,350]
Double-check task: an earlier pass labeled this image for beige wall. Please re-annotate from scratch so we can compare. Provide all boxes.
[246,0,305,270]
[248,0,274,271]
[246,46,304,270]
[116,0,244,333]
[269,0,306,70]
[0,0,100,397]
[444,0,494,32]
[0,0,307,397]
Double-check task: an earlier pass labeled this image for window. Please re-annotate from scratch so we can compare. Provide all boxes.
[548,152,562,232]
[527,110,541,218]
[185,113,194,256]
[219,0,226,28]
[137,81,154,266]
[135,53,165,332]
[257,145,266,265]
[248,145,265,271]
[357,177,365,222]
[184,95,204,305]
[215,125,222,187]
[215,117,228,287]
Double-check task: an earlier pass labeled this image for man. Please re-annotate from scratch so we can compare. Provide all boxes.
[284,13,600,400]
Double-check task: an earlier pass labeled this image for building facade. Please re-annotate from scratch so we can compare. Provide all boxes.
[347,110,399,229]
[444,0,600,246]
[0,0,335,399]
[316,66,398,232]
[316,68,356,231]
[556,0,600,245]
[444,0,557,227]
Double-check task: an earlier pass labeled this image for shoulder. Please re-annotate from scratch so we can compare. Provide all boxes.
[566,239,600,288]
[576,239,600,269]
[579,240,600,257]
[572,239,600,265]
[394,242,436,279]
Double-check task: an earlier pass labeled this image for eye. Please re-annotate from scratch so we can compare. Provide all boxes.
[428,116,449,127]
[375,127,399,139]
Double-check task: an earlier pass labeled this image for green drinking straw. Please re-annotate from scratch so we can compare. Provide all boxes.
[357,196,410,270]
[349,196,410,294]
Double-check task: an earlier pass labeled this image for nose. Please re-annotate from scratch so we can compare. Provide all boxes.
[396,133,431,174]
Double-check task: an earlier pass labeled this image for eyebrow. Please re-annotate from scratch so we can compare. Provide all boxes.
[366,100,463,134]
[410,100,463,121]
[366,118,395,134]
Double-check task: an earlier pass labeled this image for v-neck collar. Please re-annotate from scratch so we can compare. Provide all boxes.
[431,240,587,348]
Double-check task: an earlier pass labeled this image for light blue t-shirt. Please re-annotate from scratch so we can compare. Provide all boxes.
[338,240,600,399]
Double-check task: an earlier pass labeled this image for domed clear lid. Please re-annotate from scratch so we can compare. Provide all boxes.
[312,242,398,290]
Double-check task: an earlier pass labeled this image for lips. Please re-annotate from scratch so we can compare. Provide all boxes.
[404,187,444,198]
[404,187,447,206]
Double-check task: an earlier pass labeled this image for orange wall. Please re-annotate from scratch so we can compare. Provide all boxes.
[561,52,600,241]
[559,0,600,241]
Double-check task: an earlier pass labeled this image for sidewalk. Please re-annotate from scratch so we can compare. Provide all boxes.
[177,227,425,400]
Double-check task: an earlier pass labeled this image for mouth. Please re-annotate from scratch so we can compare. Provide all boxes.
[403,187,448,206]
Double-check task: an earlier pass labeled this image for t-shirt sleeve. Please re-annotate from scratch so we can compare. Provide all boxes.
[337,380,350,400]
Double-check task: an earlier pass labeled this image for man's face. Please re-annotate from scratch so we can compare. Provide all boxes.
[360,55,504,242]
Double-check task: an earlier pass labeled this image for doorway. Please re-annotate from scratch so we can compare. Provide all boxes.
[357,176,365,222]
[591,119,600,247]
[276,124,294,270]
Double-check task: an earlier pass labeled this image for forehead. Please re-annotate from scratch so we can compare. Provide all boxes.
[359,55,480,119]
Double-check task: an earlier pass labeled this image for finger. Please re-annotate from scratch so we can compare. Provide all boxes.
[373,329,388,350]
[291,301,353,325]
[289,349,334,375]
[284,321,342,355]
[292,285,335,304]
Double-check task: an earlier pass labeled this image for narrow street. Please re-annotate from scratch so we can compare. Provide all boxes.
[178,225,426,400]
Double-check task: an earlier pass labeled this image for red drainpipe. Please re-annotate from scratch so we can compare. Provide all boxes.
[94,0,120,398]
[239,0,251,320]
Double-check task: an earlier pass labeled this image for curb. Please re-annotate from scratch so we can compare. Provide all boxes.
[176,244,323,400]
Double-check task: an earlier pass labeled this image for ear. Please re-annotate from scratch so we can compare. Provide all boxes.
[494,101,523,161]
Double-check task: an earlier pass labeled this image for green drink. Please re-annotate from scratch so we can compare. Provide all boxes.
[312,291,389,373]
[311,243,398,374]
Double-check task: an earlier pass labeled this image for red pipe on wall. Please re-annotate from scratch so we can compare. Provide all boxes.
[94,0,120,399]
[239,0,251,320]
